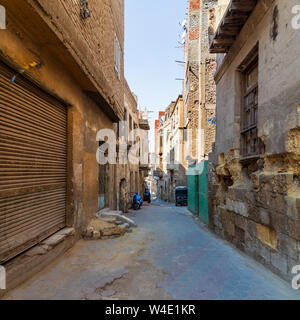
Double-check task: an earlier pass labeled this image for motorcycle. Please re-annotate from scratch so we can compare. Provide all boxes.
[143,188,151,203]
[132,192,143,210]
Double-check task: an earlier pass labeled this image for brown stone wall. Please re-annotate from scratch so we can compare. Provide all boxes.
[208,0,300,282]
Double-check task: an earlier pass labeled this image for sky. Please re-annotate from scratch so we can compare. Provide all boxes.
[124,0,187,152]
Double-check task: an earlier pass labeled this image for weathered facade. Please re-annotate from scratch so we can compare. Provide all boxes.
[0,0,148,295]
[154,96,187,203]
[182,0,219,220]
[209,0,300,281]
[183,0,218,162]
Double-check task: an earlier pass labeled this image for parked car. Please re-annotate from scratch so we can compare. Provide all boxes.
[175,186,188,206]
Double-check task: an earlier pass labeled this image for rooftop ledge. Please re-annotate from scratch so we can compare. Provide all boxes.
[210,0,258,54]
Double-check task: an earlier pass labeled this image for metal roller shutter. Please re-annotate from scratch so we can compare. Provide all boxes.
[0,61,67,263]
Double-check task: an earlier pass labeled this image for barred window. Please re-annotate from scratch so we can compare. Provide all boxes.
[240,57,263,158]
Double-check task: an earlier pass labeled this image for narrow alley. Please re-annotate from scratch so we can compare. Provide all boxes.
[0,0,299,305]
[3,202,300,300]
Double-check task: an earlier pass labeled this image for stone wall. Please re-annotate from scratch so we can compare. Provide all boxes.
[209,0,300,281]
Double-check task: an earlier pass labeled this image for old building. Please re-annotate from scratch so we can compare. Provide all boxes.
[0,0,148,294]
[154,96,187,202]
[208,0,300,281]
[183,0,219,222]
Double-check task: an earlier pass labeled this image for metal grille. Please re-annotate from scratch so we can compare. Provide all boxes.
[0,61,67,263]
[241,62,263,158]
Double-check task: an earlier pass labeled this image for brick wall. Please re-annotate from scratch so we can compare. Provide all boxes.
[28,0,125,119]
[184,0,217,161]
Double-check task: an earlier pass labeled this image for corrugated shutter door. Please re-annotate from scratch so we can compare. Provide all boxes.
[0,61,67,263]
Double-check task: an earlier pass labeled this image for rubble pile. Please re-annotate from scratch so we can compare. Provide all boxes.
[82,210,136,240]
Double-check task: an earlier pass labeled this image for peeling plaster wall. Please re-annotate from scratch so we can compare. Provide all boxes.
[209,0,300,281]
[0,0,125,292]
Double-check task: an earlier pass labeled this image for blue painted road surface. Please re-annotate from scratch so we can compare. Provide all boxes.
[3,201,300,300]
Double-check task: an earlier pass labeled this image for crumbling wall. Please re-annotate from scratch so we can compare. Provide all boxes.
[209,0,300,281]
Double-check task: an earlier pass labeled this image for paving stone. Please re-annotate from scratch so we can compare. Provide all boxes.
[271,252,288,276]
[101,290,116,297]
[4,200,300,300]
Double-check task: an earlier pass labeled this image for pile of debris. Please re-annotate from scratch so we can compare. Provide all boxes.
[82,209,137,240]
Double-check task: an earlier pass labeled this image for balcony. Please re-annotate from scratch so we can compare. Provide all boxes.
[153,169,163,178]
[139,119,150,130]
[210,0,258,54]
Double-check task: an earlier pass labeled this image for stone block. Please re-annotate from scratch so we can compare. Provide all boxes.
[25,246,47,257]
[256,223,277,250]
[248,206,260,223]
[101,289,116,297]
[258,242,272,264]
[56,228,75,237]
[234,214,247,230]
[255,191,287,213]
[228,186,252,203]
[259,208,271,226]
[244,230,256,256]
[245,233,272,265]
[85,227,94,238]
[225,220,235,237]
[101,225,127,237]
[271,252,288,276]
[270,211,288,235]
[277,232,297,258]
[297,241,300,258]
[250,172,260,190]
[259,173,294,195]
[42,234,66,248]
[246,220,257,237]
[287,256,300,282]
[285,194,300,220]
[287,218,300,241]
[226,199,248,217]
[93,231,101,239]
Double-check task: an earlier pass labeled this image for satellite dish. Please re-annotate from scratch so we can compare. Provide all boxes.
[181,19,187,29]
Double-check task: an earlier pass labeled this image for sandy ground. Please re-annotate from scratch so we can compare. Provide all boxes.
[3,201,300,300]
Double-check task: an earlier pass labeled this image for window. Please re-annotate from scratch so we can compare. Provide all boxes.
[240,53,263,159]
[114,36,121,79]
[129,115,132,131]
